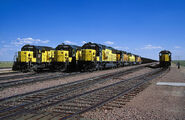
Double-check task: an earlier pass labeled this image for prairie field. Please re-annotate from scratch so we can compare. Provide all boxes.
[172,60,185,67]
[0,61,13,68]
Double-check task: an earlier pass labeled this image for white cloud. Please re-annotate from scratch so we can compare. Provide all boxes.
[174,46,181,49]
[113,46,129,50]
[141,44,162,50]
[40,40,49,44]
[82,41,87,44]
[113,46,121,49]
[64,40,77,45]
[104,41,114,45]
[13,37,50,46]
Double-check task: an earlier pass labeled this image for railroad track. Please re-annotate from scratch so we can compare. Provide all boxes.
[0,71,66,82]
[0,65,148,120]
[0,70,66,81]
[13,68,168,120]
[0,71,81,89]
[0,64,149,89]
[39,68,167,120]
[0,72,37,81]
[0,71,20,76]
[0,67,12,70]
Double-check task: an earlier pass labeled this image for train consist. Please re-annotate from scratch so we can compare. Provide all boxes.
[159,50,171,67]
[12,42,156,72]
[79,42,142,71]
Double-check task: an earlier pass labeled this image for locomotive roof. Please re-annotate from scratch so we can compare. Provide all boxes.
[22,44,54,51]
[83,42,116,50]
[159,50,171,54]
[116,50,127,54]
[83,42,142,56]
[56,43,81,50]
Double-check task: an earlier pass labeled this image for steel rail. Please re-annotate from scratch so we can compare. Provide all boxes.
[62,68,167,120]
[0,67,11,69]
[28,68,167,120]
[0,72,40,81]
[0,71,20,76]
[0,72,81,89]
[5,68,167,120]
[0,65,147,120]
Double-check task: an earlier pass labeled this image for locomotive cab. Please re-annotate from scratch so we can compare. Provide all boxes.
[81,43,100,62]
[79,42,118,71]
[128,53,136,65]
[135,55,142,64]
[53,44,81,71]
[159,50,171,67]
[12,45,54,72]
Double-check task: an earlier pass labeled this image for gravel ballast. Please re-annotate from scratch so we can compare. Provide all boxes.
[0,64,149,99]
[82,64,185,120]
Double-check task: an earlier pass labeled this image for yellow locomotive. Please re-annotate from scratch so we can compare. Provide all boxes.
[116,50,129,67]
[135,55,142,64]
[12,45,54,72]
[79,42,142,71]
[79,42,117,71]
[53,43,81,71]
[128,53,136,65]
[12,42,153,72]
[159,50,171,67]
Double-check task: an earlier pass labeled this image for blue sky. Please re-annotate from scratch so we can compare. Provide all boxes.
[0,0,185,61]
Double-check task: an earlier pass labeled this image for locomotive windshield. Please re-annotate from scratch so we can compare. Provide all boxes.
[82,44,101,56]
[82,44,97,49]
[56,45,70,50]
[21,46,34,51]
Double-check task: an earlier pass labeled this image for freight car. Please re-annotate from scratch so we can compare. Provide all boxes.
[159,50,171,67]
[12,44,54,72]
[52,43,81,71]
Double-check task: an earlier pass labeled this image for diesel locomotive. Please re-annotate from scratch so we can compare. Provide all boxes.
[12,42,154,72]
[52,43,81,71]
[159,50,171,67]
[79,42,142,71]
[12,44,54,72]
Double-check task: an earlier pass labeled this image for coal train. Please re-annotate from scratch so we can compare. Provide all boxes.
[12,42,157,72]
